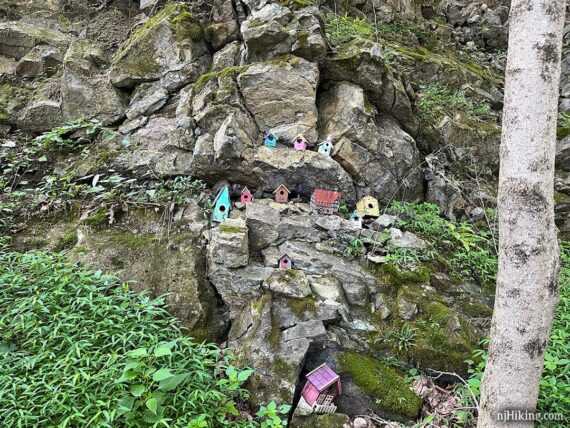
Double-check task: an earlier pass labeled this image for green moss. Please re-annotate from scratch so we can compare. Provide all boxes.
[194,66,249,92]
[105,231,155,251]
[62,231,78,248]
[283,296,316,318]
[170,9,202,41]
[375,263,431,287]
[339,352,422,419]
[269,311,281,350]
[84,208,108,227]
[217,223,248,234]
[291,413,350,428]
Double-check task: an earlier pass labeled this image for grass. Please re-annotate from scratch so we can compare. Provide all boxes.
[0,251,258,427]
[417,83,492,123]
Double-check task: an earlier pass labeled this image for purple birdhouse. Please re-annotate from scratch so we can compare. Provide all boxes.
[301,363,341,413]
[293,134,308,151]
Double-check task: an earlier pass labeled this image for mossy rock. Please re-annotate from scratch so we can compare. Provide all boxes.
[339,352,422,419]
[290,413,350,428]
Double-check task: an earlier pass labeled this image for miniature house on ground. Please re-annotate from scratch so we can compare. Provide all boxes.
[278,254,292,269]
[240,187,253,203]
[301,363,341,414]
[293,134,308,151]
[211,185,231,226]
[310,189,342,215]
[350,210,363,228]
[273,184,291,203]
[317,136,333,156]
[356,195,380,218]
[264,131,277,148]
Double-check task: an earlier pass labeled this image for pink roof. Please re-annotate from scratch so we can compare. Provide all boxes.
[312,189,341,207]
[306,363,339,392]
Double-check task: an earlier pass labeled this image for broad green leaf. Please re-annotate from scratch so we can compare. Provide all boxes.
[153,368,174,382]
[146,397,158,414]
[130,384,145,397]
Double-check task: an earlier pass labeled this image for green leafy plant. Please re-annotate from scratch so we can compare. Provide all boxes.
[417,83,492,123]
[256,402,291,427]
[344,237,366,258]
[325,14,375,45]
[0,250,258,427]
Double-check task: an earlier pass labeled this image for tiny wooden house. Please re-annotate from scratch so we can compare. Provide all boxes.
[317,136,333,156]
[273,184,291,203]
[211,185,231,226]
[278,254,292,270]
[240,187,253,204]
[301,363,341,414]
[293,134,308,151]
[264,131,277,148]
[356,195,380,218]
[310,189,341,215]
[350,210,363,228]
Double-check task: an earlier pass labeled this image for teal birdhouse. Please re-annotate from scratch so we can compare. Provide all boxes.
[264,131,277,147]
[211,185,231,226]
[350,210,363,228]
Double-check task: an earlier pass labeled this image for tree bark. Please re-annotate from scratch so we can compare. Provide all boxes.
[477,1,565,427]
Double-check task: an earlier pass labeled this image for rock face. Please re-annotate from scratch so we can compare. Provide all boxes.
[238,55,320,143]
[109,3,211,90]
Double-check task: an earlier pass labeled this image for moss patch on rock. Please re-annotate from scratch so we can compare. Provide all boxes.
[290,413,350,428]
[339,352,422,418]
[283,296,316,318]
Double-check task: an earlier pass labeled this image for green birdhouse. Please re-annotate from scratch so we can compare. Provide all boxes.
[211,185,231,226]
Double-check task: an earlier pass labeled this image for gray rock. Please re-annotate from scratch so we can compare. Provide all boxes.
[281,319,326,344]
[390,228,426,250]
[205,0,239,50]
[245,202,281,251]
[207,219,249,268]
[315,215,357,233]
[238,55,319,143]
[318,82,423,201]
[308,274,346,303]
[398,297,418,320]
[374,293,391,320]
[370,214,398,230]
[19,99,63,132]
[0,55,16,75]
[125,82,169,120]
[0,21,69,60]
[262,269,312,298]
[556,136,570,172]
[110,3,211,90]
[212,41,241,71]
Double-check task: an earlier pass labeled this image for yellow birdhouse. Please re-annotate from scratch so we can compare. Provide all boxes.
[356,196,380,218]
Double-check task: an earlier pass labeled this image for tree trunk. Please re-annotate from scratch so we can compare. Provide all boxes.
[477,1,565,427]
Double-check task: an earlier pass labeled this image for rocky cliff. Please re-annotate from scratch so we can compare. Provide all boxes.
[1,0,569,426]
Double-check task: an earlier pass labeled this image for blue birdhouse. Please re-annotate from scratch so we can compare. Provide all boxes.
[318,136,333,156]
[264,131,277,148]
[211,185,231,226]
[350,210,363,228]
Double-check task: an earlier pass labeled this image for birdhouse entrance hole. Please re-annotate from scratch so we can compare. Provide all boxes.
[219,205,226,212]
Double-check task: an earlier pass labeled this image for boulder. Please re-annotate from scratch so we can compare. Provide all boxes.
[204,0,239,50]
[125,82,169,120]
[318,82,423,201]
[207,218,249,268]
[262,269,312,298]
[238,55,319,143]
[556,136,570,172]
[390,228,426,249]
[62,39,127,125]
[245,202,281,251]
[0,21,69,60]
[110,2,211,90]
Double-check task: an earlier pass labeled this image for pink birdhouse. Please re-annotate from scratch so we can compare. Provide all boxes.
[273,184,291,204]
[240,187,253,204]
[278,254,292,270]
[293,134,308,151]
[301,363,341,413]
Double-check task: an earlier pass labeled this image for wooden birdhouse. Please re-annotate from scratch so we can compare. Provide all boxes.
[356,195,380,218]
[310,189,341,215]
[273,184,291,204]
[317,136,333,156]
[301,363,341,414]
[264,131,277,148]
[293,134,308,151]
[211,185,231,226]
[278,254,292,270]
[240,187,253,204]
[350,210,363,228]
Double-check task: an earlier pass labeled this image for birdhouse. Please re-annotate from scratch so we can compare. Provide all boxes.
[301,363,341,414]
[273,184,291,204]
[310,189,342,215]
[317,136,333,156]
[293,134,308,151]
[356,196,380,218]
[264,131,277,148]
[240,187,253,204]
[350,210,362,228]
[278,254,292,270]
[211,185,231,226]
